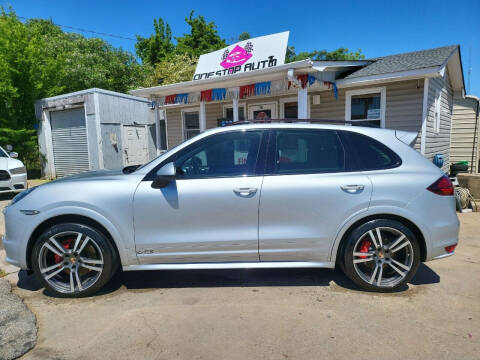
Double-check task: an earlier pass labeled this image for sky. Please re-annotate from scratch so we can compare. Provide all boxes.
[2,0,480,95]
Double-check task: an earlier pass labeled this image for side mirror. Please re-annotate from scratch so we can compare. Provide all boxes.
[9,152,18,159]
[5,145,13,152]
[151,162,176,189]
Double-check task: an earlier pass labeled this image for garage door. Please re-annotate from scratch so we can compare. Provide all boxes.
[50,108,90,178]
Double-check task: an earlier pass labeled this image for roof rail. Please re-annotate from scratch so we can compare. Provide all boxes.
[221,119,379,127]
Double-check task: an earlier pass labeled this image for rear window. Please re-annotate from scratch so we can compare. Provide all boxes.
[343,131,401,171]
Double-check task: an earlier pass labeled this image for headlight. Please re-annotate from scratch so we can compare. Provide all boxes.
[9,166,26,175]
[10,186,36,206]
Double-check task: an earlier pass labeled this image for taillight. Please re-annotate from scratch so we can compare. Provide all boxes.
[445,244,457,253]
[427,175,454,196]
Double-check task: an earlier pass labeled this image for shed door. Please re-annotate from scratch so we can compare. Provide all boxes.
[123,125,149,166]
[50,108,90,178]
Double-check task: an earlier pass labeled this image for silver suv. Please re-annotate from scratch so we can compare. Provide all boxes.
[3,123,459,297]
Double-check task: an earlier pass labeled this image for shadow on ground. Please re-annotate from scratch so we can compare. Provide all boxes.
[15,263,440,298]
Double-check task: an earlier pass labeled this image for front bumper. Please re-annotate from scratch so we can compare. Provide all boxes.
[3,204,31,269]
[0,173,27,193]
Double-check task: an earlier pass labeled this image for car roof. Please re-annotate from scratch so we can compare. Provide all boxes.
[202,121,397,137]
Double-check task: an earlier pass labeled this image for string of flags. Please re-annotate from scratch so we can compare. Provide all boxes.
[155,74,338,106]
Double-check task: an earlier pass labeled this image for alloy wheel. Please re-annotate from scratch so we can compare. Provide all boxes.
[38,231,104,294]
[352,227,414,288]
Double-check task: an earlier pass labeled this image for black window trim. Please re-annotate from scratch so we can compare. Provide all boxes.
[143,129,267,181]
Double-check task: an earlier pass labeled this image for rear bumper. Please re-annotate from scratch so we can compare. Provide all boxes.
[406,192,459,262]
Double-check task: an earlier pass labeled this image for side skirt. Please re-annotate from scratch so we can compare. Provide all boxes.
[123,261,335,271]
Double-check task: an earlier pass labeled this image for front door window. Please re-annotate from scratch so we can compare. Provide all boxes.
[175,130,263,178]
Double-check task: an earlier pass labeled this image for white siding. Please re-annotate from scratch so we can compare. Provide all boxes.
[451,97,480,173]
[424,69,454,172]
[165,80,425,150]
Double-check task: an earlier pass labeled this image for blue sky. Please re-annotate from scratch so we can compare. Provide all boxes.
[3,0,480,95]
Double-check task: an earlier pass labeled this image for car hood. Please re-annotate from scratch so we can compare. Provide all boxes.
[0,157,25,171]
[52,169,126,183]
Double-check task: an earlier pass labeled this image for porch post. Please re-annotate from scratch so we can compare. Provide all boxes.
[199,101,207,132]
[298,87,308,119]
[154,103,162,155]
[232,97,239,122]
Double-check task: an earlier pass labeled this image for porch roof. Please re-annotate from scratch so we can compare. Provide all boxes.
[129,60,369,99]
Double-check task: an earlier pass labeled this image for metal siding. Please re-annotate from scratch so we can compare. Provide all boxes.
[451,97,479,173]
[101,124,123,169]
[97,92,156,167]
[50,108,90,177]
[425,70,454,172]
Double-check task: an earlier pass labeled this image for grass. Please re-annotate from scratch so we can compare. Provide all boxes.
[0,268,7,278]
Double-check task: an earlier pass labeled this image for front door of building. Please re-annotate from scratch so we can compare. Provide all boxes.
[123,125,149,166]
[248,103,277,120]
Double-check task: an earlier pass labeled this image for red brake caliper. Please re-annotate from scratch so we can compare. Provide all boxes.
[54,239,73,264]
[359,240,371,259]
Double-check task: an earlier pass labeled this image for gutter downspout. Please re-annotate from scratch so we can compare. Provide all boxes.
[471,98,479,173]
[421,78,430,155]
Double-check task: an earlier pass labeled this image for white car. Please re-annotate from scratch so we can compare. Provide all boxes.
[0,145,27,194]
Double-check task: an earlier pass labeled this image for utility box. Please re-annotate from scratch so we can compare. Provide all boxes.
[35,88,159,179]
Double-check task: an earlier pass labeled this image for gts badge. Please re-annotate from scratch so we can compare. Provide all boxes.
[136,248,154,255]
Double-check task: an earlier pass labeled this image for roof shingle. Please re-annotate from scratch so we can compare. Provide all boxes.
[344,45,458,79]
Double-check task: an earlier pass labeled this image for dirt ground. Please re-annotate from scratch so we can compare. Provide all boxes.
[1,195,479,359]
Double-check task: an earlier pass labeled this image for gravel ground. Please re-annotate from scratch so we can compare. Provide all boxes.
[0,278,37,360]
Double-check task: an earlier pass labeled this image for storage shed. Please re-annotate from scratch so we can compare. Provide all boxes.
[451,95,480,173]
[35,88,161,178]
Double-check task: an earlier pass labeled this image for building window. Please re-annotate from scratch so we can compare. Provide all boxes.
[223,104,246,121]
[345,87,386,128]
[284,102,298,119]
[183,110,200,140]
[280,97,307,119]
[434,90,441,134]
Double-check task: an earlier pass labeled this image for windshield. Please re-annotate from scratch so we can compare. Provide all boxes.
[0,147,9,158]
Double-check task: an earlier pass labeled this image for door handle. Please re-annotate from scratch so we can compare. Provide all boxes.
[233,188,257,197]
[340,184,365,193]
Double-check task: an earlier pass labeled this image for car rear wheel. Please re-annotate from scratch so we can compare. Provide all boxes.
[342,219,420,292]
[32,223,117,298]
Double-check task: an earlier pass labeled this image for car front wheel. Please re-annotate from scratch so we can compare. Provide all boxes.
[32,222,117,298]
[342,219,420,292]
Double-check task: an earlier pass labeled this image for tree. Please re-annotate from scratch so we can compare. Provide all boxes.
[146,53,197,86]
[286,47,365,63]
[238,32,250,41]
[175,11,226,57]
[135,18,174,65]
[0,7,148,169]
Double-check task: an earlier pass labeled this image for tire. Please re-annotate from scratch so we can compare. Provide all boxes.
[341,219,420,292]
[32,222,117,298]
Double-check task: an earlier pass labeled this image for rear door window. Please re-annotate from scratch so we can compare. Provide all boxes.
[272,129,346,174]
[342,131,401,170]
